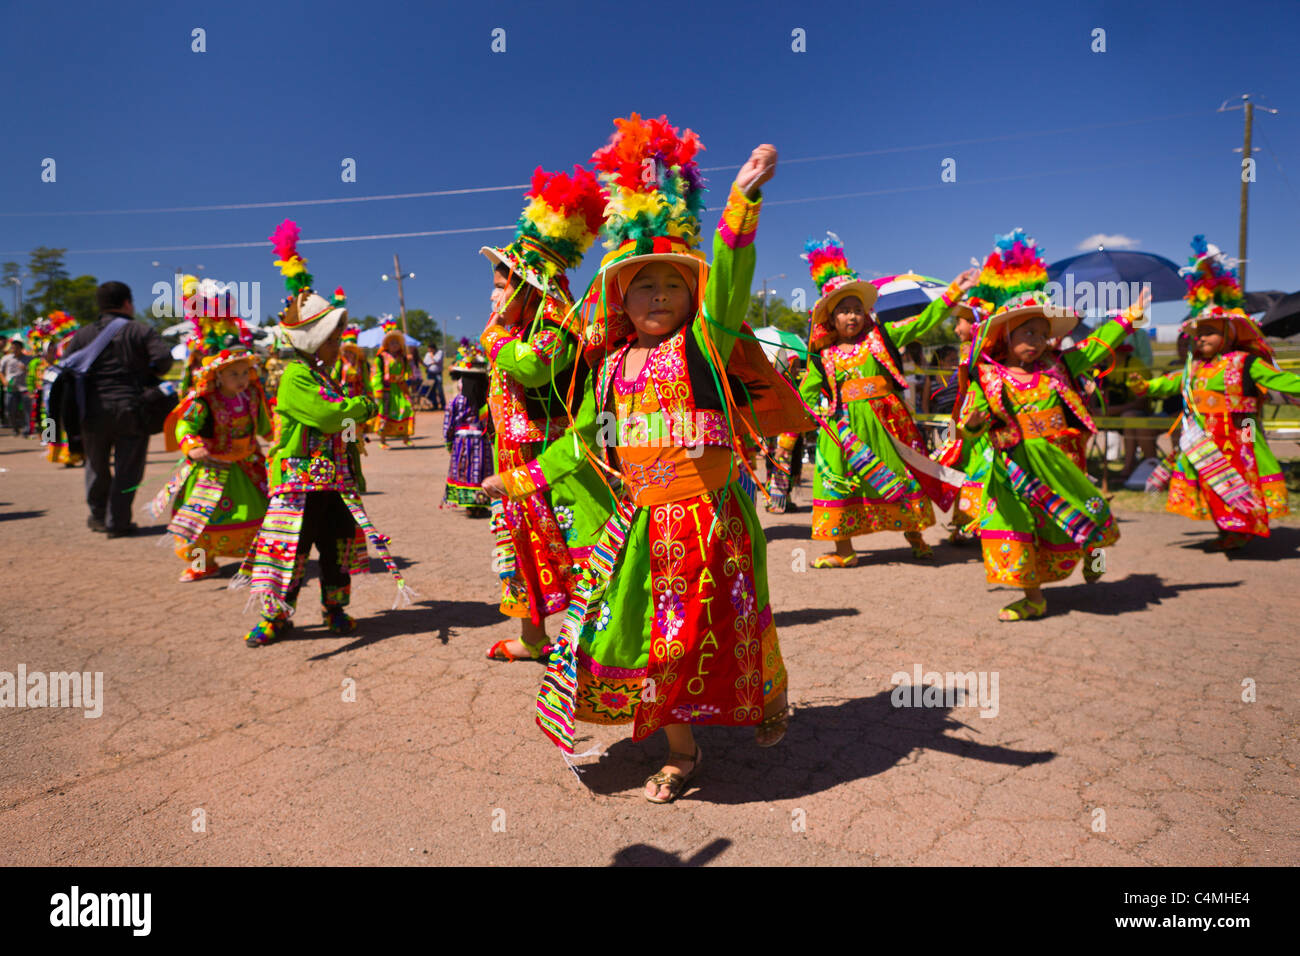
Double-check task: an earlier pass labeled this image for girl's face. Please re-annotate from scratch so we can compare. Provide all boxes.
[317,324,343,367]
[216,361,253,396]
[955,315,973,343]
[1008,316,1050,366]
[491,269,534,325]
[832,295,868,341]
[1193,321,1226,359]
[623,262,693,341]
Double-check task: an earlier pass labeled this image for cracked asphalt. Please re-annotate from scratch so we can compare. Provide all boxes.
[1,417,1297,866]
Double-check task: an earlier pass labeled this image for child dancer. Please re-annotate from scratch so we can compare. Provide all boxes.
[234,221,411,646]
[39,312,84,467]
[799,235,977,567]
[1129,236,1300,551]
[334,322,373,403]
[371,320,415,448]
[152,347,272,582]
[486,118,809,804]
[478,165,615,662]
[958,229,1142,621]
[442,340,492,518]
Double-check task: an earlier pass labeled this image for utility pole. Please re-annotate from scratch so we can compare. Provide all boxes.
[381,257,416,344]
[1219,94,1278,290]
[761,273,785,325]
[393,254,410,342]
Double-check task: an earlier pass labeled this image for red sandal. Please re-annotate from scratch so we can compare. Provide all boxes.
[486,639,548,662]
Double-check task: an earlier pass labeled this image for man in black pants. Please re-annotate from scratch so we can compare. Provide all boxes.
[62,282,173,537]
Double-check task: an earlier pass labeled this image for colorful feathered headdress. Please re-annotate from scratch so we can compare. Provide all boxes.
[1181,235,1246,321]
[593,113,705,258]
[269,220,347,354]
[968,229,1075,360]
[802,233,878,352]
[184,277,251,357]
[1179,235,1272,360]
[45,310,79,342]
[340,325,359,346]
[479,165,607,310]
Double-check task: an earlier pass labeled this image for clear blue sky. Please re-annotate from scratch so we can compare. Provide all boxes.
[3,0,1298,337]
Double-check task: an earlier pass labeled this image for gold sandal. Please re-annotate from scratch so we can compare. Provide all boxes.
[998,597,1047,622]
[755,705,790,748]
[644,747,702,804]
[812,552,859,569]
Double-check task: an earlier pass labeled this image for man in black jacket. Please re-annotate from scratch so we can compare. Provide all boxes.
[62,281,173,537]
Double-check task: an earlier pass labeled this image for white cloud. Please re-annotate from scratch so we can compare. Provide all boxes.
[1076,233,1141,251]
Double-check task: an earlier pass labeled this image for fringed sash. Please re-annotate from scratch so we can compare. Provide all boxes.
[167,463,228,543]
[1003,457,1100,547]
[147,460,194,519]
[536,498,635,760]
[1179,419,1258,512]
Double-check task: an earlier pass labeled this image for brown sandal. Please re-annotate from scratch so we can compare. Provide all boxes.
[756,705,790,748]
[644,747,702,804]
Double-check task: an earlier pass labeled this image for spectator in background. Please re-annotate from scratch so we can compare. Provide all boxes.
[1,338,32,436]
[1105,332,1159,480]
[423,343,445,410]
[928,345,961,415]
[63,281,173,537]
[904,340,928,413]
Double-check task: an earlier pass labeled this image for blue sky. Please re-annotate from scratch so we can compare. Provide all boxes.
[2,0,1298,337]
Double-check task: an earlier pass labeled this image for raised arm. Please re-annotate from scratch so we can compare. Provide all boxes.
[889,269,979,347]
[278,363,376,434]
[481,319,578,390]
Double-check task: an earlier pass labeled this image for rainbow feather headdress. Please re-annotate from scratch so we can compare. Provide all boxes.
[268,219,347,354]
[967,229,1074,360]
[45,310,79,342]
[802,233,878,352]
[1179,234,1272,359]
[183,276,251,357]
[576,113,711,354]
[480,165,607,309]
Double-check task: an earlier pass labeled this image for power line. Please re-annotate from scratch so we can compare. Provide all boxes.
[1,109,1214,220]
[0,153,1200,256]
[1,224,514,257]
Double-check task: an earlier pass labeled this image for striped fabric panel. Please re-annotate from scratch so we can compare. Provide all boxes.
[1002,458,1099,547]
[536,498,635,755]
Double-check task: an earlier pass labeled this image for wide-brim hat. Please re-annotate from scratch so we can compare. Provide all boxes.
[810,276,879,329]
[279,290,348,354]
[979,291,1077,343]
[1179,308,1271,355]
[576,238,708,356]
[480,244,575,305]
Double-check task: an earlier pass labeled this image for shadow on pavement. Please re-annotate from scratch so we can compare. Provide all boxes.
[772,606,859,628]
[1047,572,1241,616]
[0,508,47,522]
[576,688,1053,804]
[301,597,500,660]
[1224,525,1300,561]
[610,837,731,867]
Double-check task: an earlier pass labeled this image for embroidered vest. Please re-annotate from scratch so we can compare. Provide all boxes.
[1191,351,1258,415]
[976,358,1096,450]
[821,326,908,414]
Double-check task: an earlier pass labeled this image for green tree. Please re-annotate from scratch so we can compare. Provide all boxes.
[27,247,69,314]
[57,274,99,323]
[401,309,442,347]
[744,293,809,336]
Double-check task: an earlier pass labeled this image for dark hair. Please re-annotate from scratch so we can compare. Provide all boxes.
[454,370,488,410]
[96,280,133,313]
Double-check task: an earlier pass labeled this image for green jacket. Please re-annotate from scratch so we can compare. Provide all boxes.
[268,358,377,494]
